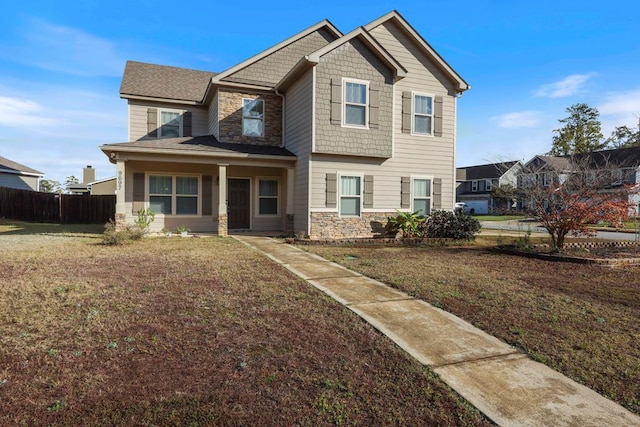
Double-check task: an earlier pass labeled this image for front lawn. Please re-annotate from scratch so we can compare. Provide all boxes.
[303,244,640,415]
[0,227,490,426]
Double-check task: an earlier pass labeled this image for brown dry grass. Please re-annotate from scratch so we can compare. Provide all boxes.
[303,244,640,414]
[0,224,491,426]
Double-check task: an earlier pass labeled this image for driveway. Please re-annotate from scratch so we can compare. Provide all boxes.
[480,220,640,242]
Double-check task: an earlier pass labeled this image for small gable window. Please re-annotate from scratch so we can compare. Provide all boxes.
[243,99,264,137]
[343,79,368,127]
[413,94,433,135]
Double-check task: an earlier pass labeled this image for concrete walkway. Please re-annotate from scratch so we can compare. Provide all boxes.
[233,235,640,427]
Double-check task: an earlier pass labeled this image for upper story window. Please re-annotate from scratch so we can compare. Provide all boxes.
[343,79,369,127]
[485,179,493,192]
[471,180,478,192]
[160,111,181,137]
[413,94,433,135]
[340,175,362,216]
[243,99,264,137]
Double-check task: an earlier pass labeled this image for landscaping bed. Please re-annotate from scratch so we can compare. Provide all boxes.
[302,244,640,415]
[0,224,491,426]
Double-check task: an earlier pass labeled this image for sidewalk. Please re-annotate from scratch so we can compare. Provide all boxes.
[234,235,640,427]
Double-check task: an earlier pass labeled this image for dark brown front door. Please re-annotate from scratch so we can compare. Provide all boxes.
[228,178,250,229]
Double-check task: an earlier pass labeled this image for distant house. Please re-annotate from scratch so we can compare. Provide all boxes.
[456,161,522,214]
[100,10,469,238]
[0,155,44,191]
[521,147,640,215]
[68,166,116,195]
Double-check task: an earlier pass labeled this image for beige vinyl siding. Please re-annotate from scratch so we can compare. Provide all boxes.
[283,69,313,234]
[90,179,116,195]
[208,90,219,138]
[128,100,209,141]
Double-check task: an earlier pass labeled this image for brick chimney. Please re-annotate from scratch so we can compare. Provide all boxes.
[83,165,96,184]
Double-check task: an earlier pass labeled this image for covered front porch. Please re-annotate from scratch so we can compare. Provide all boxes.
[101,136,297,236]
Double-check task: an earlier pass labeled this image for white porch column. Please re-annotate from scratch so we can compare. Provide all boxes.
[217,163,228,236]
[115,159,127,227]
[286,167,295,234]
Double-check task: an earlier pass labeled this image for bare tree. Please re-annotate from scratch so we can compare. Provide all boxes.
[518,154,636,251]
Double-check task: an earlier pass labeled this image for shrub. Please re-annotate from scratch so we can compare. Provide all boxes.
[422,210,481,240]
[385,210,425,238]
[101,220,146,245]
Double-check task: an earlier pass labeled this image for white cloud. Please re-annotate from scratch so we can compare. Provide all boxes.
[0,96,60,127]
[533,73,596,98]
[1,18,125,77]
[598,89,640,116]
[492,110,543,129]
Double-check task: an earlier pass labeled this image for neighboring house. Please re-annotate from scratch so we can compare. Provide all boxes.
[0,155,44,191]
[456,161,521,214]
[100,10,469,238]
[68,166,116,195]
[521,147,640,215]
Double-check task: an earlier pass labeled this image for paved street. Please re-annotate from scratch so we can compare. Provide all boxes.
[480,220,640,242]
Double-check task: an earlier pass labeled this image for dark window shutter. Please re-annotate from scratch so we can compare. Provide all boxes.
[202,175,212,216]
[147,108,158,137]
[183,111,192,137]
[434,96,443,137]
[401,176,410,209]
[132,173,145,213]
[402,91,412,133]
[369,86,379,129]
[363,175,374,208]
[433,178,442,210]
[330,79,342,125]
[326,173,337,208]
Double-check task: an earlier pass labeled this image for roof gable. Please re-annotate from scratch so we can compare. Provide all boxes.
[213,20,341,88]
[120,61,217,103]
[457,161,520,180]
[364,10,469,92]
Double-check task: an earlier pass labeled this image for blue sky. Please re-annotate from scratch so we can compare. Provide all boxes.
[1,0,639,184]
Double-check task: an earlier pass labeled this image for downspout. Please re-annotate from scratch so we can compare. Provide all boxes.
[275,88,286,148]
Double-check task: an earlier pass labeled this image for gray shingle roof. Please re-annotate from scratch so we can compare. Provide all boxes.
[101,135,296,158]
[120,61,217,102]
[457,161,519,180]
[0,155,43,175]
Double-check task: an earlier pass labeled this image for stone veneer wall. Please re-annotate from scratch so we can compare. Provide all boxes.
[218,89,282,146]
[309,212,393,239]
[217,214,228,237]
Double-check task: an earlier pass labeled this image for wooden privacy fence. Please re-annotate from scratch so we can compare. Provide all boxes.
[0,187,116,224]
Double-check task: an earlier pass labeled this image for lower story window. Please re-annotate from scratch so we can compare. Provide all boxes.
[258,179,279,215]
[149,175,199,215]
[340,175,361,216]
[413,178,431,216]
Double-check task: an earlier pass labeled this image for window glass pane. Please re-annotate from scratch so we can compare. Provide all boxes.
[176,176,198,195]
[414,115,432,134]
[149,176,172,194]
[259,180,278,197]
[341,176,360,196]
[345,105,366,126]
[150,196,171,214]
[176,197,197,215]
[160,112,180,137]
[414,179,431,198]
[243,99,264,117]
[414,198,430,216]
[415,96,432,115]
[259,198,278,215]
[345,82,366,104]
[340,197,360,216]
[243,118,263,136]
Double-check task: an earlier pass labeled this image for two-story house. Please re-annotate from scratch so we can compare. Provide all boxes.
[456,161,521,214]
[0,155,44,191]
[100,10,469,238]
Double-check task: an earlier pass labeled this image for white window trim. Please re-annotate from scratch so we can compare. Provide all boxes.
[485,179,493,192]
[338,172,364,217]
[471,180,478,192]
[146,173,201,217]
[158,109,184,138]
[411,92,434,137]
[242,98,265,137]
[255,177,280,217]
[342,77,369,129]
[411,176,433,215]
